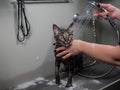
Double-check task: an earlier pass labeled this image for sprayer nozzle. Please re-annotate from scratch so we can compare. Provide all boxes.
[89,1,100,8]
[89,1,108,13]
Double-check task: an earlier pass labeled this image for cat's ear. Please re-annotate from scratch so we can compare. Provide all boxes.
[53,24,60,36]
[67,22,74,33]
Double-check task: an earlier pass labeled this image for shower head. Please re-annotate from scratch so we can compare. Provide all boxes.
[73,13,90,23]
[89,1,100,8]
[73,13,80,22]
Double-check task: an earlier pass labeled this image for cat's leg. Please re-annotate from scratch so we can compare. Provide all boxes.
[60,64,67,73]
[55,59,61,85]
[66,63,73,87]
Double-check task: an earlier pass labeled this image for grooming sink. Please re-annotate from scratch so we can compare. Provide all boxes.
[12,74,120,90]
[11,64,120,90]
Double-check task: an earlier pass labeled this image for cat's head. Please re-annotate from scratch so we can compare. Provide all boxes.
[53,23,74,47]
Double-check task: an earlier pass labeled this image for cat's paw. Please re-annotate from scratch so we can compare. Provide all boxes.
[55,77,61,85]
[65,83,73,88]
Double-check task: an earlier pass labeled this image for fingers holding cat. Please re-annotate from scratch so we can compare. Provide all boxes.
[56,47,72,59]
[56,40,82,59]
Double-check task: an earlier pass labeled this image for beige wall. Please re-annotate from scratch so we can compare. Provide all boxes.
[0,0,120,90]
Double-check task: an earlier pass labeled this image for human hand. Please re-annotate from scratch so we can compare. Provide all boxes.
[56,40,82,59]
[93,3,120,19]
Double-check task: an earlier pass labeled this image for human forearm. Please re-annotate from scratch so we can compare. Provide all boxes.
[56,40,120,65]
[80,40,120,65]
[114,8,120,20]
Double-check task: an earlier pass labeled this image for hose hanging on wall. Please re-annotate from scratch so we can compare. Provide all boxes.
[17,0,31,42]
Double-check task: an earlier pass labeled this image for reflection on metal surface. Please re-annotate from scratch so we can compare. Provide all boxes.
[99,78,120,90]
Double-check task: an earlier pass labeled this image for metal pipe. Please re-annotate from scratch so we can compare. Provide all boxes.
[25,0,69,3]
[11,0,70,4]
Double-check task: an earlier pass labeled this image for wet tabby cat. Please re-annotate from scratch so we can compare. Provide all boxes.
[53,23,83,87]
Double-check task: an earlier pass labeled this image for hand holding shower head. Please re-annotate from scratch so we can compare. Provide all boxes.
[90,1,120,45]
[89,1,107,13]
